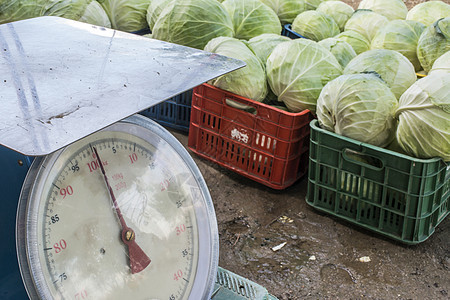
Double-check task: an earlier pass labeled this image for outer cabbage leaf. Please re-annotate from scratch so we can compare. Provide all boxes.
[266,39,343,113]
[0,0,47,24]
[152,0,234,50]
[344,49,416,99]
[292,10,339,42]
[204,37,268,102]
[304,0,326,10]
[247,33,290,65]
[146,0,173,31]
[259,0,307,25]
[371,20,425,72]
[358,0,407,21]
[429,51,450,75]
[395,72,450,161]
[318,38,356,68]
[78,1,111,27]
[99,0,150,32]
[317,73,398,147]
[335,30,370,55]
[406,1,450,27]
[344,9,389,42]
[417,18,450,73]
[316,1,354,31]
[222,0,281,40]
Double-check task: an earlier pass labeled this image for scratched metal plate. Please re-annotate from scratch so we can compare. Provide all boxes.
[0,17,245,156]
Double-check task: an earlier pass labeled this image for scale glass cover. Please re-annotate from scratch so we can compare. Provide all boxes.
[0,17,245,300]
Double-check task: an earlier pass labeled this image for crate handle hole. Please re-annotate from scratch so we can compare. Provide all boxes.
[342,149,384,171]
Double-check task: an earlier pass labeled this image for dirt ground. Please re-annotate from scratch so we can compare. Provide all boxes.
[167,128,449,300]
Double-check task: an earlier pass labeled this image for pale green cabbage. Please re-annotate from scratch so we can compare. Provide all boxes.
[292,10,339,42]
[358,0,407,21]
[259,0,307,25]
[204,37,268,102]
[152,0,234,50]
[304,0,326,10]
[335,30,370,55]
[0,0,47,24]
[344,49,416,99]
[318,38,356,68]
[247,33,291,65]
[222,0,281,40]
[395,72,450,161]
[317,73,398,147]
[99,0,150,32]
[406,1,450,27]
[429,51,450,75]
[417,18,450,73]
[344,9,389,42]
[371,20,425,72]
[266,39,343,113]
[146,0,173,31]
[316,1,354,31]
[78,1,111,27]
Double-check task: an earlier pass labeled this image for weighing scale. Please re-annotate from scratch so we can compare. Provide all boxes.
[0,17,276,300]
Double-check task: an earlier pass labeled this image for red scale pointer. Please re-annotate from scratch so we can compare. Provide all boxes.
[93,147,151,274]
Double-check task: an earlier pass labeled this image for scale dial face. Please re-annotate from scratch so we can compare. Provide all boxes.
[17,115,218,300]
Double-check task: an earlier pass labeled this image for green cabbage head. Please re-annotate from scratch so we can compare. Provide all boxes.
[222,0,281,40]
[417,18,450,73]
[99,0,150,32]
[429,51,450,75]
[316,1,354,31]
[0,0,47,24]
[371,20,425,72]
[304,0,326,10]
[259,0,307,25]
[292,10,340,42]
[204,37,268,102]
[344,9,389,42]
[407,1,450,27]
[344,49,416,99]
[152,0,234,49]
[318,38,357,68]
[266,39,343,113]
[317,73,398,147]
[146,0,173,31]
[358,0,407,21]
[395,72,450,161]
[247,33,291,65]
[335,30,370,55]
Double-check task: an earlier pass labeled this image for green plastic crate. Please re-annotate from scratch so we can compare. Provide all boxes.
[307,120,449,244]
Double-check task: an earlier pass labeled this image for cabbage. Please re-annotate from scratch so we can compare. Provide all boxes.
[304,0,326,10]
[371,20,425,72]
[344,9,389,42]
[344,49,416,99]
[292,10,340,42]
[43,0,111,28]
[259,0,307,25]
[417,18,450,73]
[317,73,398,147]
[0,0,47,24]
[395,72,450,161]
[146,0,173,31]
[204,37,268,102]
[266,39,342,113]
[406,1,450,27]
[152,0,234,50]
[335,30,370,55]
[222,0,281,40]
[316,1,354,31]
[99,0,150,32]
[429,51,450,75]
[247,33,290,65]
[358,0,407,21]
[318,38,357,68]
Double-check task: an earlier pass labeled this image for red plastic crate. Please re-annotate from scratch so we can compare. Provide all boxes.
[188,84,313,189]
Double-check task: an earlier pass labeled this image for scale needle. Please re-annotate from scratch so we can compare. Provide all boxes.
[93,146,151,274]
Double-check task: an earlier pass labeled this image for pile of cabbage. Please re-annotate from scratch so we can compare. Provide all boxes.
[1,0,448,162]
